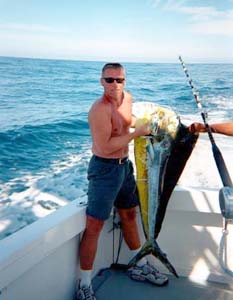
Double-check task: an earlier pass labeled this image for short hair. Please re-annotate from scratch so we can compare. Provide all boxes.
[101,63,124,76]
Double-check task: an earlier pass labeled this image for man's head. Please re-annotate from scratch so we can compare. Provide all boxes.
[101,63,124,76]
[101,63,126,98]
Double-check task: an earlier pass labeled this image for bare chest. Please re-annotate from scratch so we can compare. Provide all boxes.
[111,105,131,136]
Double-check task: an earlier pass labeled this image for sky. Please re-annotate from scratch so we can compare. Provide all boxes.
[0,0,233,63]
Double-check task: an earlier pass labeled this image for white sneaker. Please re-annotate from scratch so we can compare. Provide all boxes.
[76,282,96,300]
[127,263,169,286]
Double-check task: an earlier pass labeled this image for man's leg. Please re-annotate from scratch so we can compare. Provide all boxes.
[79,215,104,271]
[77,215,104,300]
[117,206,147,265]
[117,207,141,250]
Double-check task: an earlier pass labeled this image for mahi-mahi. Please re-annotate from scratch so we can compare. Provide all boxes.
[128,102,198,277]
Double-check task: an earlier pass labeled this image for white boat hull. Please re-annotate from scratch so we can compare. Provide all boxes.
[0,186,233,299]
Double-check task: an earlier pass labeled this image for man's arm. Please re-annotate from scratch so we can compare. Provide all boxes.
[210,122,233,136]
[189,122,233,136]
[89,106,150,156]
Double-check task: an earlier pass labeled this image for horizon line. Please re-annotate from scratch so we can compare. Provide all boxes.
[0,55,233,65]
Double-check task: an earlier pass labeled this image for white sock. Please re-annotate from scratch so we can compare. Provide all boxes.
[79,269,92,287]
[130,248,147,267]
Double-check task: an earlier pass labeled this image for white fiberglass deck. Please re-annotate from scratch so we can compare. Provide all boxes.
[93,267,233,300]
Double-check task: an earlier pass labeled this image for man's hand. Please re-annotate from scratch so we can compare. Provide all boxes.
[135,123,152,137]
[189,122,206,134]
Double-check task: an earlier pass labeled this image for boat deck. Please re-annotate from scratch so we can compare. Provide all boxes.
[93,267,233,300]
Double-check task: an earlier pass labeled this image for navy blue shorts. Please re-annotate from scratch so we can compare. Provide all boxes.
[86,155,139,220]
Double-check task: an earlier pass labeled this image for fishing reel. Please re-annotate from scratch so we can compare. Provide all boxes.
[219,187,233,220]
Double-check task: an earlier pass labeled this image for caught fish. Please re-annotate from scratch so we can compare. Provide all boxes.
[128,102,198,277]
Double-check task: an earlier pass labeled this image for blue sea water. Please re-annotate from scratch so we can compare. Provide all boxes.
[0,56,232,238]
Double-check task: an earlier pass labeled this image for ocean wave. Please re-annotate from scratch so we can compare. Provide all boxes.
[0,117,89,141]
[0,118,91,184]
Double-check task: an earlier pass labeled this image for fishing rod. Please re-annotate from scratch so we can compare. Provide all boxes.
[178,56,232,187]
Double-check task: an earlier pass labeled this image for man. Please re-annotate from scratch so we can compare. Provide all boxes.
[77,63,168,300]
[189,122,233,136]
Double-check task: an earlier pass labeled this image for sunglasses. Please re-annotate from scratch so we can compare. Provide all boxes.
[103,77,125,84]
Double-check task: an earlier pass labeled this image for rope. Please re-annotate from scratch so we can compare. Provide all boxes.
[110,209,123,265]
[219,221,233,277]
[115,229,123,264]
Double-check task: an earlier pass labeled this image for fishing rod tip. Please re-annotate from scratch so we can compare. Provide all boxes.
[178,55,182,61]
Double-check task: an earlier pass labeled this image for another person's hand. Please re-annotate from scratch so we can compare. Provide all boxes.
[188,122,206,134]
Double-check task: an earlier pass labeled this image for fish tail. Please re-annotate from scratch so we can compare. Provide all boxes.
[128,239,179,278]
[151,240,179,278]
[128,240,153,267]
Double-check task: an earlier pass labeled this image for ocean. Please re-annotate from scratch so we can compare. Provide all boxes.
[0,56,232,240]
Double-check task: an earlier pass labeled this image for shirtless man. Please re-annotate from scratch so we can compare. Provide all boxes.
[189,122,233,136]
[76,63,168,300]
